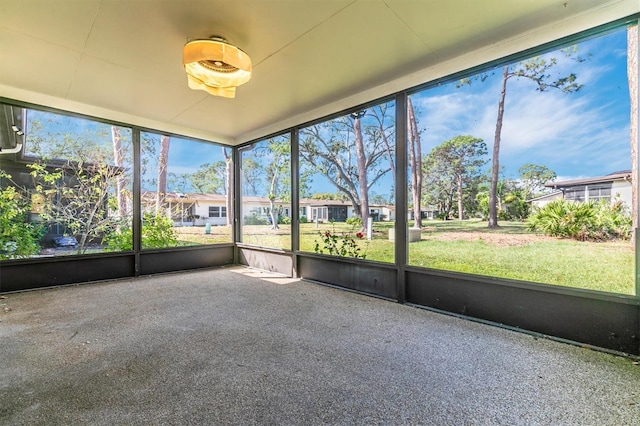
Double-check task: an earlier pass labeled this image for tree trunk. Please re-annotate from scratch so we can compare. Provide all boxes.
[223,147,233,226]
[111,126,127,217]
[407,97,423,228]
[457,173,464,220]
[628,25,638,246]
[353,114,370,231]
[377,108,396,196]
[489,66,509,228]
[156,135,170,216]
[268,168,280,230]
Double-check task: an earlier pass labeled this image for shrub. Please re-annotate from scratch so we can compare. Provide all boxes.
[142,214,179,248]
[104,213,178,251]
[314,229,368,259]
[592,199,632,240]
[345,217,362,227]
[299,215,308,223]
[0,174,43,259]
[103,226,133,251]
[278,216,291,225]
[526,199,631,241]
[243,214,269,226]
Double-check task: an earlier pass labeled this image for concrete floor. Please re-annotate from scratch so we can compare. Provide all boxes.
[1,266,639,425]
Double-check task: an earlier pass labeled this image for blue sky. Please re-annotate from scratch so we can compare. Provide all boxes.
[140,133,229,192]
[304,26,631,198]
[411,27,631,182]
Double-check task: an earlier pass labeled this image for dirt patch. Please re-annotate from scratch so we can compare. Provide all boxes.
[426,231,556,247]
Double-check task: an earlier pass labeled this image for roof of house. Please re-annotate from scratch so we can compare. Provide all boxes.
[526,190,563,203]
[544,170,631,189]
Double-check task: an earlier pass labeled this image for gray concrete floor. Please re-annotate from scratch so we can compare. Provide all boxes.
[1,266,639,425]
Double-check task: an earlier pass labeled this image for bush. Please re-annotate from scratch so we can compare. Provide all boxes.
[0,173,43,259]
[345,217,362,227]
[314,229,367,259]
[299,215,308,223]
[278,216,291,225]
[593,199,632,240]
[142,214,179,248]
[526,199,631,241]
[103,226,133,251]
[243,214,269,226]
[104,213,178,251]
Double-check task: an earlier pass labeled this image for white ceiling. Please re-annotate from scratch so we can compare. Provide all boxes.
[0,0,638,146]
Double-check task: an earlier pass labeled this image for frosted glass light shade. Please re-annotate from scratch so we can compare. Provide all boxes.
[183,38,252,98]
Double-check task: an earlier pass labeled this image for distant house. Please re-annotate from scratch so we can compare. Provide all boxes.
[408,207,440,221]
[143,192,395,226]
[532,170,632,209]
[301,199,395,223]
[527,190,563,209]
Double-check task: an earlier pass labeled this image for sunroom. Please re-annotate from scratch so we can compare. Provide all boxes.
[1,0,639,360]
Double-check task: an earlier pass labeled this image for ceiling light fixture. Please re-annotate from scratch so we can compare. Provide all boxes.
[183,37,252,98]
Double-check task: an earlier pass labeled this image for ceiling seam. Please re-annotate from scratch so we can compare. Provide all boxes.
[253,0,358,68]
[379,0,441,61]
[64,0,104,99]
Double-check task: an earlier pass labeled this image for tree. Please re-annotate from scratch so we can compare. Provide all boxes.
[20,112,135,254]
[462,51,584,228]
[422,154,456,219]
[111,126,128,217]
[222,147,234,227]
[518,163,557,199]
[628,24,638,245]
[28,152,125,254]
[352,111,371,231]
[190,161,227,194]
[423,136,487,220]
[371,103,397,195]
[242,138,292,230]
[167,172,190,193]
[370,193,391,205]
[299,108,394,231]
[240,157,262,196]
[311,192,341,200]
[264,138,290,230]
[407,97,423,228]
[156,135,170,214]
[502,188,530,220]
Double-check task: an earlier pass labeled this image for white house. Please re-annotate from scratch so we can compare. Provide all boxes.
[144,192,395,226]
[532,170,632,210]
[527,190,563,209]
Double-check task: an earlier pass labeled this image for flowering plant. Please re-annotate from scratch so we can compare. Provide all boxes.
[314,228,367,259]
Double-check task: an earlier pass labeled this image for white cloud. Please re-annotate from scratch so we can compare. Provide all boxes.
[412,57,631,179]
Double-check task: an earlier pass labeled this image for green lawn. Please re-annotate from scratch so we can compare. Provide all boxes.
[409,229,633,294]
[173,219,636,296]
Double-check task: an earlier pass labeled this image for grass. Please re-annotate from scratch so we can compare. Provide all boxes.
[171,219,636,296]
[409,232,633,294]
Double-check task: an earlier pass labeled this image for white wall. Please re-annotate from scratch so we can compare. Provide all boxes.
[612,181,633,207]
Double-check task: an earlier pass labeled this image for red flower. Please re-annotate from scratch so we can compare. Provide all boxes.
[356,232,364,239]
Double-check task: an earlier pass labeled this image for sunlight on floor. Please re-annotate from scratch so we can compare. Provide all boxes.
[229,266,299,285]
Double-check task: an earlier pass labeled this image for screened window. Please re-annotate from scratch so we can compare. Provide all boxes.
[0,105,133,258]
[140,132,233,247]
[299,101,396,263]
[240,134,292,249]
[565,187,586,202]
[406,26,635,295]
[587,184,612,202]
